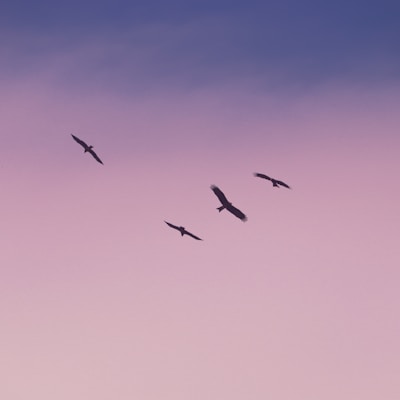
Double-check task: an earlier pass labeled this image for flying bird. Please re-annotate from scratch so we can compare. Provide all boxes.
[71,134,104,164]
[254,173,291,189]
[165,221,203,240]
[210,185,247,221]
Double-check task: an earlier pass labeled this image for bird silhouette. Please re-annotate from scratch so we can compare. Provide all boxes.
[254,173,290,189]
[165,221,202,240]
[211,185,247,221]
[71,134,104,164]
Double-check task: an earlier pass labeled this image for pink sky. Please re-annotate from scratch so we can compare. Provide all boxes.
[1,78,399,399]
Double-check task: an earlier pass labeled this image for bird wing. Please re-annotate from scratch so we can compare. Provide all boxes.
[275,180,291,189]
[184,230,202,241]
[211,185,229,206]
[71,134,88,149]
[185,229,203,240]
[226,203,247,221]
[254,172,272,181]
[165,221,180,231]
[88,148,104,164]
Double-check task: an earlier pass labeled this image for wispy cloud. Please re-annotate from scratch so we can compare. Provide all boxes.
[1,1,400,93]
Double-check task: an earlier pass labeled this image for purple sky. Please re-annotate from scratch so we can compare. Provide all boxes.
[1,1,400,399]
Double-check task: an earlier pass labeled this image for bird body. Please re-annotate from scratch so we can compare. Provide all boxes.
[71,134,104,164]
[165,221,202,240]
[254,173,290,189]
[210,185,247,221]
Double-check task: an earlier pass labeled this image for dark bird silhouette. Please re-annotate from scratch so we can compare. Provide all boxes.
[165,221,202,240]
[71,134,104,164]
[210,185,247,221]
[254,173,291,189]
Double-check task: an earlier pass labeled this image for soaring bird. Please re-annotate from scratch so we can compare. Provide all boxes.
[254,173,291,189]
[165,221,203,240]
[210,185,247,221]
[71,134,104,164]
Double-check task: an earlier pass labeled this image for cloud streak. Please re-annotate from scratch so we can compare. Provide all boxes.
[1,0,400,93]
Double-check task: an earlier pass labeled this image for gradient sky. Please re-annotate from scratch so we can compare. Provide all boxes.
[1,1,400,399]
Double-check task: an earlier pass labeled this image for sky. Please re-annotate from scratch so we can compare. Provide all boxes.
[1,1,400,399]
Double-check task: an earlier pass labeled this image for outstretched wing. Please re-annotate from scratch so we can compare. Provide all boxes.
[71,134,88,149]
[165,221,180,231]
[211,185,229,206]
[254,172,272,181]
[275,180,291,189]
[226,204,247,222]
[88,148,104,165]
[184,230,203,241]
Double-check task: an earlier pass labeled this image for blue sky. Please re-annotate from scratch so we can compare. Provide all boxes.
[1,0,399,91]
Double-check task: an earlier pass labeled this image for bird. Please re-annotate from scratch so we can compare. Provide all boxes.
[210,185,247,221]
[254,173,291,189]
[71,134,104,164]
[164,221,203,240]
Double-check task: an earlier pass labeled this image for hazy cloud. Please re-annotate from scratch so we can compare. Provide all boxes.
[1,0,399,93]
